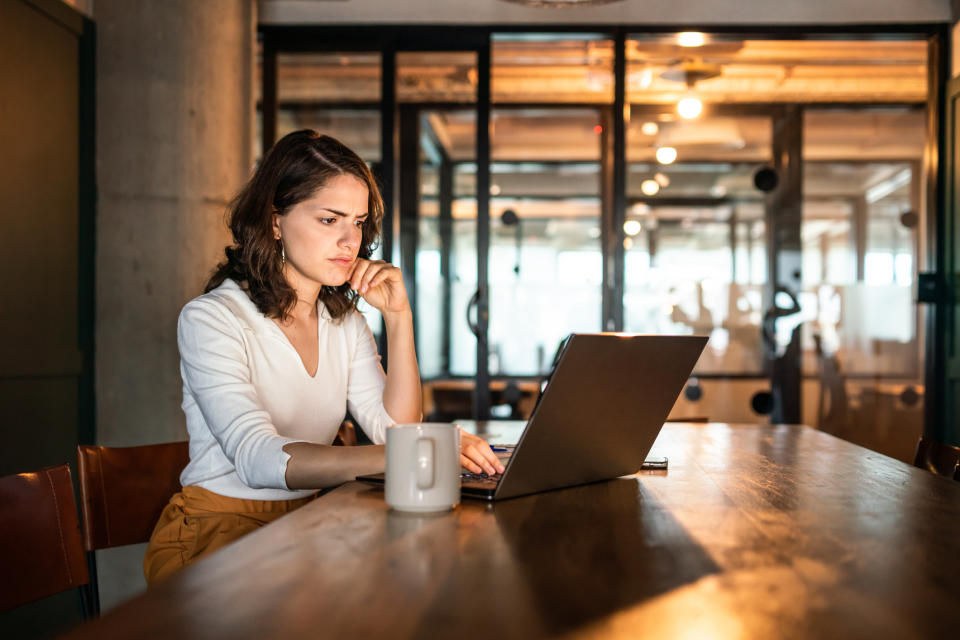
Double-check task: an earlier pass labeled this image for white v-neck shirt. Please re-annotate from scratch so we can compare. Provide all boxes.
[177,278,394,500]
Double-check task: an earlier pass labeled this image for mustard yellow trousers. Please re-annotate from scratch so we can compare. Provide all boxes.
[143,485,315,586]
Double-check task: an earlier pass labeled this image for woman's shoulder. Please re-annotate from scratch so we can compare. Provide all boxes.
[179,279,261,331]
[316,298,360,326]
[320,304,375,343]
[342,306,375,331]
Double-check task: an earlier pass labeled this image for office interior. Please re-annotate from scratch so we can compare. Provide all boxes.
[2,0,959,636]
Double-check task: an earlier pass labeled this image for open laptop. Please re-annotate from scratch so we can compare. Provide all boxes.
[358,333,707,501]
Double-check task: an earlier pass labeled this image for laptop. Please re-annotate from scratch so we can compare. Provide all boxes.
[358,333,707,501]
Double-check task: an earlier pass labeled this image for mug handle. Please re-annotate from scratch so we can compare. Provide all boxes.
[416,437,435,490]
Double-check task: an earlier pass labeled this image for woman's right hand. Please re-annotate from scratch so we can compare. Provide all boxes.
[349,259,410,315]
[459,429,505,476]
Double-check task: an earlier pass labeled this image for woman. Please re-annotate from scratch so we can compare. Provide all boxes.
[144,130,503,585]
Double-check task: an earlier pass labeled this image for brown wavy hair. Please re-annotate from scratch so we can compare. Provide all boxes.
[206,130,383,322]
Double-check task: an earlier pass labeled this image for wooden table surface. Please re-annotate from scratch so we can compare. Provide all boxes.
[62,423,960,639]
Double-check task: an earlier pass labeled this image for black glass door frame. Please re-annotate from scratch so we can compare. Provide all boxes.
[626,103,802,419]
[926,30,954,445]
[261,28,494,416]
[261,24,947,427]
[627,100,934,423]
[396,104,475,380]
[394,45,492,419]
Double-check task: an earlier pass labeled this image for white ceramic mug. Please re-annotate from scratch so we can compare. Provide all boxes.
[385,423,460,512]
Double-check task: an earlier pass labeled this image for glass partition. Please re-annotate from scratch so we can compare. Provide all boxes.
[625,112,772,377]
[398,52,477,103]
[260,29,935,446]
[626,37,926,105]
[414,110,477,378]
[800,108,926,460]
[268,52,382,160]
[487,109,604,375]
[277,52,381,102]
[275,109,381,162]
[492,34,614,104]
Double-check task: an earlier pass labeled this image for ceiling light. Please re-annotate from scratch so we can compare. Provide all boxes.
[641,180,660,196]
[677,97,703,119]
[637,68,653,89]
[490,184,502,196]
[660,59,722,85]
[677,32,706,48]
[641,122,659,136]
[655,147,678,165]
[654,172,670,187]
[623,220,643,236]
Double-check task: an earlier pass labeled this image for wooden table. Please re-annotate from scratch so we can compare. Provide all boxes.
[62,423,960,639]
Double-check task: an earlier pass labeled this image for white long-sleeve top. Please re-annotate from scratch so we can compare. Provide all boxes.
[177,278,394,500]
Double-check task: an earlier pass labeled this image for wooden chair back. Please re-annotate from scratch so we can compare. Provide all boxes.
[76,442,189,551]
[913,436,960,480]
[0,464,89,612]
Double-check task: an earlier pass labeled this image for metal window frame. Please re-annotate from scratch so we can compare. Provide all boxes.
[259,22,947,424]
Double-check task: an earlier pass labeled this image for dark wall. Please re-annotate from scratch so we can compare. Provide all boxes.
[0,0,93,475]
[0,0,94,637]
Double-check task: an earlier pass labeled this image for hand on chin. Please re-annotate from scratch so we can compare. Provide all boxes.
[349,259,410,315]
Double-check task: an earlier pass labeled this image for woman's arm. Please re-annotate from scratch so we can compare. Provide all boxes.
[283,428,503,489]
[179,300,307,490]
[349,260,422,423]
[346,259,501,476]
[283,442,385,489]
[381,308,422,423]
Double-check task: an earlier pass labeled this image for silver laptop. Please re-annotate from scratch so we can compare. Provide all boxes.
[359,333,707,501]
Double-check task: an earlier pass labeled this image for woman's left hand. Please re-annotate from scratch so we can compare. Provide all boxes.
[460,429,506,476]
[349,259,410,314]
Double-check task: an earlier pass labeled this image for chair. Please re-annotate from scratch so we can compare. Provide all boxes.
[913,436,960,480]
[427,387,474,422]
[333,420,357,446]
[76,441,189,615]
[0,464,92,615]
[491,380,526,419]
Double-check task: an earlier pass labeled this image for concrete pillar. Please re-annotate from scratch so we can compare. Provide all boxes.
[94,0,255,608]
[96,0,255,447]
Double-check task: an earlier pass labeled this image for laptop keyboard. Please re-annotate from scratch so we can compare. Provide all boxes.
[460,472,501,486]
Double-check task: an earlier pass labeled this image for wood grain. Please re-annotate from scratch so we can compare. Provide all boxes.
[59,424,960,639]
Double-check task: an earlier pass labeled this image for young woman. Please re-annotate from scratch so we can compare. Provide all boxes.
[143,130,503,585]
